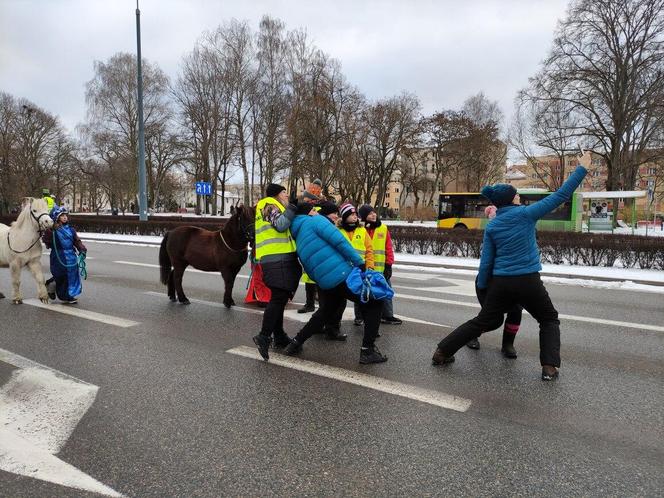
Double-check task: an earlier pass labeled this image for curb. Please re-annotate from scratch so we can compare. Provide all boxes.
[82,236,664,288]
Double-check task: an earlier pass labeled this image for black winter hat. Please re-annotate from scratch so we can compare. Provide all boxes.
[318,201,338,216]
[266,183,286,198]
[358,204,375,222]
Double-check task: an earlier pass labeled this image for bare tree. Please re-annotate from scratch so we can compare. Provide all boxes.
[527,0,664,190]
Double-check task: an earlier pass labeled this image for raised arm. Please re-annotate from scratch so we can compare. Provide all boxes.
[525,166,588,221]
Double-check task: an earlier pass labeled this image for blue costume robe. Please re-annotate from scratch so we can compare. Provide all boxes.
[50,224,82,299]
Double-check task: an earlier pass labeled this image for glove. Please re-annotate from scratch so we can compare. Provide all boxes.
[383,263,392,280]
[358,263,366,273]
[295,202,313,215]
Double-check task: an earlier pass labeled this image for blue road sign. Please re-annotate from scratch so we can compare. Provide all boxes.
[195,182,212,196]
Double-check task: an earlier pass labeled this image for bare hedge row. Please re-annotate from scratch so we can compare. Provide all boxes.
[3,215,663,270]
[389,227,664,270]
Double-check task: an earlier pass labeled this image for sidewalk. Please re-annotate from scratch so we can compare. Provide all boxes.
[79,232,664,287]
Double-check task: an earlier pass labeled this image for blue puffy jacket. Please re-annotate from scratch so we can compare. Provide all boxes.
[290,214,364,290]
[477,165,588,289]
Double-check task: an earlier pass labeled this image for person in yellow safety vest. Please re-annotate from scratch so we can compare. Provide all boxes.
[42,188,55,212]
[298,186,323,314]
[323,203,375,332]
[357,204,402,325]
[252,183,310,361]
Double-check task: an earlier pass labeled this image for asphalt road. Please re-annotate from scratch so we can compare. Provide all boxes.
[1,241,663,497]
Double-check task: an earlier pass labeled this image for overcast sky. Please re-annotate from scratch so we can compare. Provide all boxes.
[0,0,570,136]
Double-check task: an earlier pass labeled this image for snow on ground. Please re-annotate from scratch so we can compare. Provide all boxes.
[79,232,664,287]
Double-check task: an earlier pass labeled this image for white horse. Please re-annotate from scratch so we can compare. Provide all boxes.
[0,197,53,304]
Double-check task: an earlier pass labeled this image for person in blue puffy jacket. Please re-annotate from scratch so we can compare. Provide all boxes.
[432,165,588,381]
[284,201,387,364]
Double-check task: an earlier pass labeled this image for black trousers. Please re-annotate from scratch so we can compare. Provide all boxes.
[438,273,560,366]
[260,286,291,340]
[475,282,522,327]
[295,282,382,348]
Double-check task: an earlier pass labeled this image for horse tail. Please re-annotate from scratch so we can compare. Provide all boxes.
[159,232,172,285]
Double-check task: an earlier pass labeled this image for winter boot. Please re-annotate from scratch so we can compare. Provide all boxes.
[273,333,292,349]
[253,334,272,361]
[325,325,347,341]
[466,338,480,350]
[501,324,519,359]
[381,316,403,325]
[541,365,559,381]
[284,339,303,356]
[360,346,388,364]
[46,279,56,301]
[431,348,455,365]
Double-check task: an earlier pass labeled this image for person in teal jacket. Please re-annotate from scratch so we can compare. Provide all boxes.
[432,165,588,381]
[284,201,388,364]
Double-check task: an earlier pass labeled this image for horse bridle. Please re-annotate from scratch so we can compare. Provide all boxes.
[218,214,254,253]
[7,204,50,254]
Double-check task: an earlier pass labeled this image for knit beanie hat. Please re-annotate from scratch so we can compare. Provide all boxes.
[358,204,375,222]
[302,190,321,202]
[480,184,517,208]
[266,183,286,198]
[318,201,338,216]
[339,203,356,222]
[484,205,497,219]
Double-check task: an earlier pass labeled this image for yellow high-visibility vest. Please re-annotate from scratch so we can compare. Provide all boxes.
[255,197,296,261]
[369,224,388,273]
[44,196,55,211]
[341,226,368,262]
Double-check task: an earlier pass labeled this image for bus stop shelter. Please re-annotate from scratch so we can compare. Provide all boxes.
[580,190,646,234]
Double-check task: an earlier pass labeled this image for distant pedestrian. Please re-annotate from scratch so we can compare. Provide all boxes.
[42,206,87,304]
[432,165,588,381]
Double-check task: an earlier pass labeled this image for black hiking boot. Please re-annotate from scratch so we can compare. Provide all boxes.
[353,318,364,326]
[381,316,403,325]
[501,344,518,359]
[297,304,315,314]
[273,334,291,349]
[252,335,271,361]
[432,348,455,365]
[466,338,480,350]
[541,365,559,381]
[325,329,347,341]
[284,339,303,356]
[360,347,388,364]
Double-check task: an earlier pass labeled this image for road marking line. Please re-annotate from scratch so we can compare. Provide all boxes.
[23,299,139,328]
[395,293,664,333]
[113,260,249,278]
[0,348,123,497]
[142,292,450,328]
[227,345,472,412]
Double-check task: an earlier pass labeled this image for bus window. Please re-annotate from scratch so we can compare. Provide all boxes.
[439,195,466,219]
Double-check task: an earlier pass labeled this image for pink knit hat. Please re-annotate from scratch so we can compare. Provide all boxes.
[339,203,356,221]
[485,205,497,219]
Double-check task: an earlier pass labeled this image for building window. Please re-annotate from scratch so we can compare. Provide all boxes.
[395,188,399,193]
[647,167,657,175]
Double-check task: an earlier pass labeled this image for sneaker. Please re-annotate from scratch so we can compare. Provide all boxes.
[541,366,559,381]
[501,344,518,359]
[466,338,480,350]
[297,305,315,314]
[325,330,347,341]
[252,335,271,361]
[381,316,403,325]
[431,348,455,365]
[284,339,303,356]
[360,347,388,364]
[273,334,291,349]
[62,299,78,305]
[353,318,364,326]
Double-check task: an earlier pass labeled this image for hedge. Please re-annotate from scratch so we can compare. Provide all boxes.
[2,214,663,270]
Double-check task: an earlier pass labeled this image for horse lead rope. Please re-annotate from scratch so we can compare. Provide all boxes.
[219,230,249,253]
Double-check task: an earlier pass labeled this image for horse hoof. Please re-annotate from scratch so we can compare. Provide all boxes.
[40,297,49,304]
[224,302,232,309]
[12,299,22,305]
[0,293,5,299]
[169,297,177,302]
[180,299,190,305]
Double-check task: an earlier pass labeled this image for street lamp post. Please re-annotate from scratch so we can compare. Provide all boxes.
[135,0,148,221]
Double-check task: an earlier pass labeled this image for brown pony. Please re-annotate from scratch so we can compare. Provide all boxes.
[159,205,255,307]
